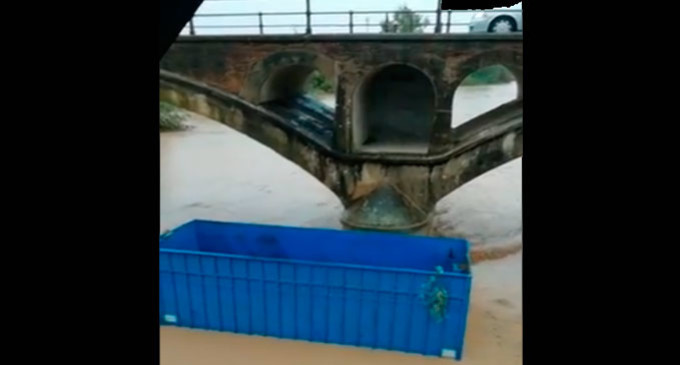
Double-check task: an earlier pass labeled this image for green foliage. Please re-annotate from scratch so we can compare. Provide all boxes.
[380,5,431,33]
[305,70,334,94]
[159,101,186,131]
[420,266,449,322]
[461,65,516,86]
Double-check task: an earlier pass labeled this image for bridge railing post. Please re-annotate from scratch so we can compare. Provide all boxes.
[435,5,442,33]
[258,12,264,34]
[349,11,353,34]
[189,18,195,36]
[305,0,312,34]
[446,10,451,33]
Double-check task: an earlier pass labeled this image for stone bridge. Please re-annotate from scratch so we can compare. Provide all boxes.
[160,33,523,233]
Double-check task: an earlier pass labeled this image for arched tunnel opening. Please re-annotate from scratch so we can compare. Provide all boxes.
[353,64,436,154]
[260,65,334,105]
[352,65,435,153]
[259,65,336,145]
[451,64,520,128]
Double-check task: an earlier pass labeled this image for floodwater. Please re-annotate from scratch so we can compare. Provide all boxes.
[438,82,521,248]
[160,113,344,232]
[160,83,522,365]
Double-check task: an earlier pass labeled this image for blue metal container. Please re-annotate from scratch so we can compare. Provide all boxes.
[159,220,472,360]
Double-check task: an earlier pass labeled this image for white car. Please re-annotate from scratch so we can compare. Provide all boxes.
[469,10,523,33]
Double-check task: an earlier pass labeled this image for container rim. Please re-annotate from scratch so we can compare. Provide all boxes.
[165,219,470,244]
[159,248,471,278]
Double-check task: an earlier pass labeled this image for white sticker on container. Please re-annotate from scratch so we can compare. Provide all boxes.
[441,349,457,358]
[164,314,178,323]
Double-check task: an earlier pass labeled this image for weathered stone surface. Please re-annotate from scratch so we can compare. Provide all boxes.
[222,107,245,132]
[341,184,430,232]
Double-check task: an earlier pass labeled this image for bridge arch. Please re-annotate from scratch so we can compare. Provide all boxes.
[451,64,519,129]
[352,63,437,154]
[453,50,523,100]
[241,50,336,104]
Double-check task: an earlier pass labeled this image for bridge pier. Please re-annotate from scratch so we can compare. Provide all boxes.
[341,215,435,235]
[339,184,435,235]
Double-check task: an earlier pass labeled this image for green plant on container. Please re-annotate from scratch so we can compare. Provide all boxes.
[420,265,449,322]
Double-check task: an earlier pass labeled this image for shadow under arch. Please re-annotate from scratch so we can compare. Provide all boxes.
[241,50,337,105]
[352,63,437,154]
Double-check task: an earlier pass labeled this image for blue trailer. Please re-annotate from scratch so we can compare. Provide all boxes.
[159,220,472,360]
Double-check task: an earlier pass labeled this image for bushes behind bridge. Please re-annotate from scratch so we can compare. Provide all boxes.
[305,70,334,95]
[303,66,513,96]
[461,65,516,86]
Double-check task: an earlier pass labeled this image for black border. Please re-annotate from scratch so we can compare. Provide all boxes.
[523,1,646,361]
[40,0,161,362]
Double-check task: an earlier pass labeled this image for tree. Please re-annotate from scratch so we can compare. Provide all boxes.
[380,5,431,33]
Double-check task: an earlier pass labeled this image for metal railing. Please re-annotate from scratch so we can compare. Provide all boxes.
[184,6,521,36]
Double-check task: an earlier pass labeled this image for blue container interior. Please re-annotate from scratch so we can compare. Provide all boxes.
[160,220,469,273]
